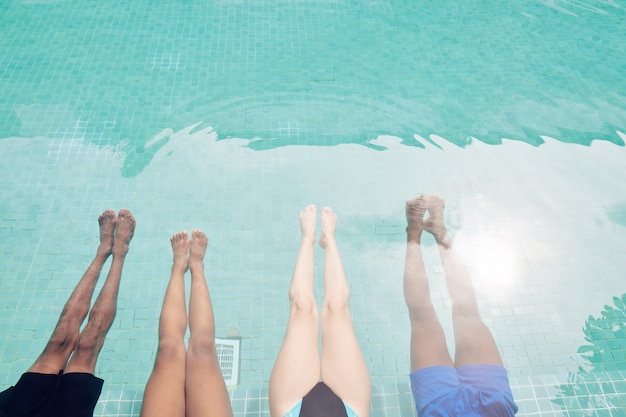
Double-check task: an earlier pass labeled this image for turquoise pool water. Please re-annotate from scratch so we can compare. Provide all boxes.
[1,0,625,416]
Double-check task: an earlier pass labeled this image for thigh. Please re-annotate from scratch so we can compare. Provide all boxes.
[140,343,186,417]
[64,324,106,374]
[28,321,80,374]
[452,312,503,367]
[409,312,454,371]
[185,340,233,417]
[269,307,321,417]
[320,307,371,417]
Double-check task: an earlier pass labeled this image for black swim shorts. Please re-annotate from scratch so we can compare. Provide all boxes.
[0,371,103,417]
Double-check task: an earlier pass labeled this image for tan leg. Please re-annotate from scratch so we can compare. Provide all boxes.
[140,231,188,417]
[28,210,116,374]
[403,197,453,371]
[269,206,321,417]
[423,197,503,367]
[65,209,135,374]
[185,230,233,417]
[318,207,371,417]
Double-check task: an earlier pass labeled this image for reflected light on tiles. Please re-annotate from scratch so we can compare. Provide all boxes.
[461,238,519,302]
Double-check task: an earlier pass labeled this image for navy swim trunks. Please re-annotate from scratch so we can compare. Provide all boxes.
[410,365,518,417]
[0,371,104,417]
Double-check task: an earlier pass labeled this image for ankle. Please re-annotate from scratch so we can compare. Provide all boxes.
[188,259,204,270]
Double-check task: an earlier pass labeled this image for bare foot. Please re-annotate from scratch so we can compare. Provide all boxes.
[300,205,317,244]
[405,195,428,243]
[171,231,189,271]
[423,196,452,249]
[113,209,136,256]
[189,229,208,267]
[319,206,337,249]
[98,210,116,256]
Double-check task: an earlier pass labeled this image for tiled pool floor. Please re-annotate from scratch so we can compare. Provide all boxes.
[1,0,626,416]
[2,133,626,416]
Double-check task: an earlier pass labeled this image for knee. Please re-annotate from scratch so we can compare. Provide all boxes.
[451,302,482,320]
[71,334,103,368]
[157,337,185,359]
[154,338,186,369]
[187,336,220,369]
[406,300,437,323]
[85,306,115,337]
[289,291,318,316]
[73,309,115,354]
[322,293,349,314]
[45,327,79,356]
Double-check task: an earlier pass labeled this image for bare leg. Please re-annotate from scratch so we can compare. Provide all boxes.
[319,207,371,417]
[269,205,321,417]
[140,231,189,417]
[65,209,135,374]
[185,229,233,417]
[423,198,503,367]
[403,196,453,372]
[28,210,116,374]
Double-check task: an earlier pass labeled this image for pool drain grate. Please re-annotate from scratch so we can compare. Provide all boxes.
[216,337,241,387]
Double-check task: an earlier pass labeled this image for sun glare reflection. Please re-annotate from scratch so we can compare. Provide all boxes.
[457,236,520,302]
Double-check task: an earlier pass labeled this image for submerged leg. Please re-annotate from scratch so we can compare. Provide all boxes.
[423,197,502,367]
[185,229,233,417]
[319,207,371,417]
[403,196,453,371]
[29,210,116,374]
[140,231,188,417]
[269,205,321,417]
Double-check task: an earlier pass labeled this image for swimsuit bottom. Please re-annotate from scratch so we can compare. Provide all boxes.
[410,365,518,417]
[283,381,359,417]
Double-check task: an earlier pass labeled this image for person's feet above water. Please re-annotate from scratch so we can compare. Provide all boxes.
[112,209,136,256]
[405,195,428,244]
[422,196,452,249]
[171,231,189,271]
[300,205,317,245]
[189,229,208,267]
[319,206,337,249]
[406,195,452,248]
[98,210,116,256]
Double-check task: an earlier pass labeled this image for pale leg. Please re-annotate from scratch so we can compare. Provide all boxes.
[185,230,233,417]
[438,246,503,366]
[319,207,371,417]
[403,196,453,371]
[269,205,321,417]
[423,197,503,367]
[140,231,188,417]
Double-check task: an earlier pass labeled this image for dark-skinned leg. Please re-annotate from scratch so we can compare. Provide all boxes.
[64,209,135,374]
[28,210,116,375]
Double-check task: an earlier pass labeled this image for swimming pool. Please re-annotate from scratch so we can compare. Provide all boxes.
[1,0,625,415]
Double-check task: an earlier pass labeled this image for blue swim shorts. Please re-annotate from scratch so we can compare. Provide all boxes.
[410,364,518,417]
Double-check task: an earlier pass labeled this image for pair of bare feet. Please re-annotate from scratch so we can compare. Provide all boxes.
[406,195,452,249]
[170,229,209,271]
[98,209,136,256]
[299,205,337,248]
